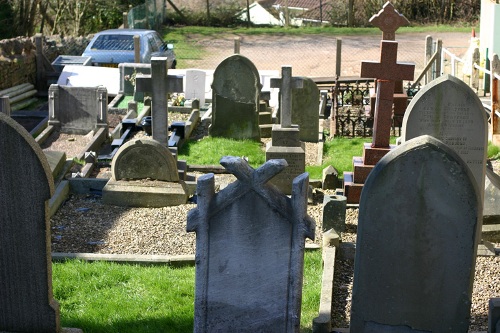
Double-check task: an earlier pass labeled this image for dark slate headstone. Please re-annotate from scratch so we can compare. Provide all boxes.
[0,112,61,332]
[291,76,319,142]
[210,55,261,140]
[350,135,480,333]
[402,74,488,191]
[48,84,108,135]
[187,157,315,332]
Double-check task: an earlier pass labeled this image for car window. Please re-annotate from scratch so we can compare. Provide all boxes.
[148,33,164,52]
[91,34,135,51]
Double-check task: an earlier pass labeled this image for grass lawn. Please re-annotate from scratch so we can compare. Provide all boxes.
[53,250,322,333]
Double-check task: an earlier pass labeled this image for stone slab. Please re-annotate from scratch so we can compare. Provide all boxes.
[102,179,187,207]
[265,142,305,195]
[342,172,363,205]
[352,156,374,184]
[351,135,480,333]
[402,74,488,191]
[44,150,66,179]
[362,143,394,165]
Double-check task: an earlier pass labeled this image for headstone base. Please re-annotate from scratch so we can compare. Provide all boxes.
[265,142,305,195]
[103,179,188,207]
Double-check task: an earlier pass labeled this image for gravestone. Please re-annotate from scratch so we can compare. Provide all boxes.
[103,138,188,207]
[48,84,108,135]
[0,112,61,332]
[210,54,261,140]
[369,1,409,41]
[351,135,480,333]
[266,66,306,194]
[118,62,151,98]
[291,76,319,142]
[402,74,488,191]
[343,40,415,204]
[369,2,410,127]
[185,69,206,106]
[187,157,315,332]
[135,57,183,146]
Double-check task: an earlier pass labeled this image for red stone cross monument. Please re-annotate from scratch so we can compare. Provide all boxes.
[369,1,410,41]
[361,41,415,147]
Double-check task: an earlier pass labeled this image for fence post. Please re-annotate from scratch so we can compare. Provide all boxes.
[491,54,500,142]
[134,35,140,63]
[35,33,44,94]
[123,12,128,28]
[472,47,480,92]
[435,39,442,80]
[234,37,240,54]
[336,38,342,77]
[347,0,354,27]
[425,35,432,85]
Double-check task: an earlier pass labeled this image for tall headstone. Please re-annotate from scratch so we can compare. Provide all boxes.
[185,69,206,106]
[402,74,488,192]
[368,1,410,127]
[266,66,306,194]
[102,138,188,207]
[351,135,481,333]
[187,157,315,332]
[48,84,108,135]
[135,57,183,146]
[0,112,61,332]
[210,54,261,140]
[291,76,320,142]
[343,40,415,204]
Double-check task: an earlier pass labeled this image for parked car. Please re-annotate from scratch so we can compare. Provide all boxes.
[82,29,176,68]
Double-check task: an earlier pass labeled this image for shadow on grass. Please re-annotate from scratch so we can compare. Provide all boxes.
[63,316,193,333]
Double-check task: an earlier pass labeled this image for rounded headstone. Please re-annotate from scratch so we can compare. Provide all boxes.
[111,139,179,181]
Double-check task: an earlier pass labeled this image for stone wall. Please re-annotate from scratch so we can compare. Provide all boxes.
[0,35,91,91]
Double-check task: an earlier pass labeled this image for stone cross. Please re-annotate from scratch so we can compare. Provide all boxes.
[270,66,304,128]
[135,57,183,146]
[369,1,409,41]
[361,40,414,147]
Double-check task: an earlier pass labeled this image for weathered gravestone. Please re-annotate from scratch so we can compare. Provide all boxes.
[0,112,61,332]
[48,84,108,135]
[351,135,481,333]
[210,54,262,140]
[185,69,207,106]
[402,74,488,192]
[291,76,319,142]
[135,57,183,147]
[187,157,315,332]
[266,66,306,194]
[103,138,188,207]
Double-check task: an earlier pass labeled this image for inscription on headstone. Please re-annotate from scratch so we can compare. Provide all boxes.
[402,74,488,191]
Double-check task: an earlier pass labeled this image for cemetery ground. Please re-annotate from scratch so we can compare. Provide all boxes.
[21,28,500,332]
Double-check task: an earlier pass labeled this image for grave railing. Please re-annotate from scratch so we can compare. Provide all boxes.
[331,79,420,137]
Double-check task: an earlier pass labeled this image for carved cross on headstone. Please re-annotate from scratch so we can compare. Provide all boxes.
[369,1,409,41]
[361,40,414,147]
[135,57,183,146]
[270,66,304,128]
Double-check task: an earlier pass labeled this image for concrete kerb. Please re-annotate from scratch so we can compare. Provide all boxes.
[312,245,335,333]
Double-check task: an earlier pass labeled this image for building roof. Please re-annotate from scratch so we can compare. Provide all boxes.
[258,0,320,10]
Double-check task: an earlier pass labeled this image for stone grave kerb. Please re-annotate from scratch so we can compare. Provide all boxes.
[369,1,410,41]
[135,57,183,146]
[361,40,415,148]
[187,157,315,332]
[271,66,304,128]
[0,112,61,332]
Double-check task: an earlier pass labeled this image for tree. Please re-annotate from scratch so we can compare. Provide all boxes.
[7,0,40,36]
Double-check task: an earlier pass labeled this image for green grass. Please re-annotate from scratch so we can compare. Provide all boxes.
[488,141,500,159]
[178,136,266,168]
[53,250,322,333]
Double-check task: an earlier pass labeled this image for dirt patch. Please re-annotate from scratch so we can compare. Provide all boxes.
[184,31,473,77]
